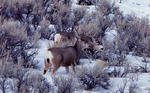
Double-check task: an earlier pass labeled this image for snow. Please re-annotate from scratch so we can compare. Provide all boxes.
[33,0,150,92]
[71,0,96,14]
[126,55,150,71]
[136,73,150,93]
[34,39,54,69]
[72,0,150,19]
[105,29,118,42]
[48,24,55,29]
[115,0,150,19]
[74,73,150,93]
[1,0,150,93]
[34,37,150,93]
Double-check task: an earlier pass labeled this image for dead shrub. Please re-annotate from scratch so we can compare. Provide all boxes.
[0,59,29,93]
[45,1,73,32]
[116,16,150,57]
[116,79,128,93]
[108,64,130,77]
[96,0,116,16]
[77,19,99,38]
[0,78,7,93]
[74,11,112,58]
[76,66,110,90]
[128,82,139,93]
[77,12,112,40]
[53,75,75,93]
[107,49,126,66]
[0,0,44,27]
[23,74,52,93]
[72,8,86,27]
[139,57,150,73]
[78,0,98,5]
[38,17,55,39]
[52,0,71,6]
[96,15,112,42]
[46,1,86,33]
[0,60,52,93]
[0,20,40,68]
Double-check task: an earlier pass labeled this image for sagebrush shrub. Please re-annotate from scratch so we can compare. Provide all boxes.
[0,20,40,68]
[76,66,110,90]
[23,74,52,93]
[116,16,150,57]
[97,0,116,16]
[53,75,75,93]
[0,61,52,93]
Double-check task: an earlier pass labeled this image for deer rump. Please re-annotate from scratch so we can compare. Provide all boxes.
[48,46,77,68]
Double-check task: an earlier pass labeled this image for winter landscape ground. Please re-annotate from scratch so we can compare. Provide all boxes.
[0,0,150,93]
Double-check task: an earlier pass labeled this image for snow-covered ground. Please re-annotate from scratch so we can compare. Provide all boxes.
[34,39,150,93]
[33,0,150,93]
[73,0,150,19]
[116,0,150,19]
[72,0,150,19]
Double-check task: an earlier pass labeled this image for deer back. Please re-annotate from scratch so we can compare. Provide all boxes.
[54,32,77,47]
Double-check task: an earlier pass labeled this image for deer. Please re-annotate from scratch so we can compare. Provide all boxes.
[54,31,103,51]
[53,31,104,63]
[43,29,104,75]
[54,31,77,48]
[43,35,90,75]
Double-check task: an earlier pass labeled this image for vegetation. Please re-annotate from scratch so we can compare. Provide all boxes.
[0,0,150,92]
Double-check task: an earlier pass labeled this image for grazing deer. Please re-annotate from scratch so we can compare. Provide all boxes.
[43,39,89,75]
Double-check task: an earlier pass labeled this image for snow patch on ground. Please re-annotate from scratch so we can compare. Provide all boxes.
[34,39,150,93]
[116,0,150,19]
[105,29,118,42]
[34,39,54,69]
[33,0,150,92]
[126,55,150,70]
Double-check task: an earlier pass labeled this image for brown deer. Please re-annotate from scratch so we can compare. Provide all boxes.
[54,31,103,50]
[54,31,77,47]
[53,31,103,62]
[43,39,89,75]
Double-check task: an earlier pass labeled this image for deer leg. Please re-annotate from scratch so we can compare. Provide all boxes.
[71,63,75,73]
[51,65,60,75]
[65,67,69,73]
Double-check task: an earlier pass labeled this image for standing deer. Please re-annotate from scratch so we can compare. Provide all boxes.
[53,31,103,62]
[43,38,89,75]
[43,30,104,75]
